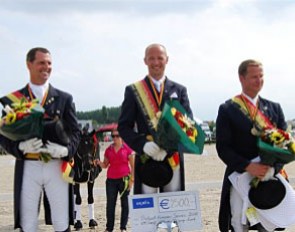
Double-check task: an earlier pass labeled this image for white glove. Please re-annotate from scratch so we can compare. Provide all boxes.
[43,141,68,159]
[143,141,167,161]
[261,167,275,181]
[19,138,43,154]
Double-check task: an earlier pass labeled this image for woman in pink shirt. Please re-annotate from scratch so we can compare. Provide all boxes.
[97,129,134,232]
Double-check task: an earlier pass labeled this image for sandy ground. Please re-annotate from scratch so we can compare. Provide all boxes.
[1,144,295,232]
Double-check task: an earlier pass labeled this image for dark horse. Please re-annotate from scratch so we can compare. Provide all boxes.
[73,130,102,230]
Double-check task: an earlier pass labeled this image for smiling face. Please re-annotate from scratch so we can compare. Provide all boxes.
[239,64,264,98]
[144,44,169,80]
[27,51,52,85]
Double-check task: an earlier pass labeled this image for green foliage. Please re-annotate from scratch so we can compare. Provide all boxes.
[77,105,121,124]
[208,120,216,131]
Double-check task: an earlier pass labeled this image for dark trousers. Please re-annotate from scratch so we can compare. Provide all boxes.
[106,178,129,231]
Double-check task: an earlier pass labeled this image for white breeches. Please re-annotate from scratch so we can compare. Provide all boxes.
[141,166,181,194]
[230,186,270,232]
[20,160,69,232]
[230,186,248,232]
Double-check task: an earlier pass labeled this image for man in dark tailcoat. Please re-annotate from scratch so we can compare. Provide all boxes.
[118,43,193,194]
[216,59,287,232]
[0,47,80,231]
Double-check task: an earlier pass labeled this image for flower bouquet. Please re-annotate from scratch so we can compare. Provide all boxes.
[257,127,295,166]
[0,98,52,162]
[251,127,295,187]
[139,100,205,187]
[155,100,205,154]
[0,98,44,141]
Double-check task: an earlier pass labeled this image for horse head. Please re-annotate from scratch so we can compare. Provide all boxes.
[77,130,97,168]
[74,130,101,183]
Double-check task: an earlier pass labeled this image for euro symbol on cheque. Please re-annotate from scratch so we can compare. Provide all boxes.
[159,199,169,210]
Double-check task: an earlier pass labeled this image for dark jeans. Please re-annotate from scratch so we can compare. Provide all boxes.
[106,178,130,231]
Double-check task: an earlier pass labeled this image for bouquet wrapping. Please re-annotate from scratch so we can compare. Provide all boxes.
[0,100,44,141]
[0,98,75,180]
[141,99,206,188]
[257,138,295,166]
[155,100,205,154]
[251,127,295,187]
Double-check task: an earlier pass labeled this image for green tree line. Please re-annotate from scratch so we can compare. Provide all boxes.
[76,106,121,126]
[77,106,218,131]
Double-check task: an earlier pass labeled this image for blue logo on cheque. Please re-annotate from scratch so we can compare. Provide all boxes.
[133,197,154,209]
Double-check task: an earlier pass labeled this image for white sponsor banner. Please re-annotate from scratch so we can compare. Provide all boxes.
[129,191,202,231]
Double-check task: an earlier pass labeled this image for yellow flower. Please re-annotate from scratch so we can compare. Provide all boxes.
[270,131,285,145]
[171,107,177,116]
[5,112,17,125]
[191,128,198,143]
[289,142,295,154]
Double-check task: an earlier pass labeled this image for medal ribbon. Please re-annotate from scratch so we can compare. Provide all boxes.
[148,76,164,107]
[240,95,259,123]
[27,84,49,107]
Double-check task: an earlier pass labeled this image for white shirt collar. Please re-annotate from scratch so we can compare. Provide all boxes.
[29,81,49,103]
[150,76,165,85]
[242,92,259,105]
[150,76,165,91]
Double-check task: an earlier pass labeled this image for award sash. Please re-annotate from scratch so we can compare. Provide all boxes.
[5,91,27,104]
[231,94,274,130]
[3,84,48,107]
[232,95,288,178]
[131,78,180,168]
[131,78,162,137]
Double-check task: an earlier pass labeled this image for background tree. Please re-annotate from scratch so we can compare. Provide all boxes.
[77,106,121,125]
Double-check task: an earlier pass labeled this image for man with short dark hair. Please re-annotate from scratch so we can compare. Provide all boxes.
[216,59,287,231]
[0,47,80,231]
